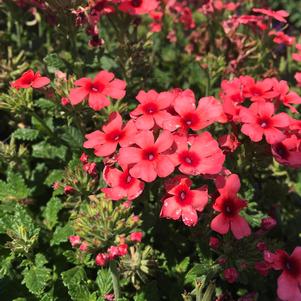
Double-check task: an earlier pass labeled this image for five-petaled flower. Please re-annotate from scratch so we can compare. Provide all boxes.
[69,70,126,111]
[11,69,50,89]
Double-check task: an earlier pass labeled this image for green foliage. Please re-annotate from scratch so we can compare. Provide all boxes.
[13,128,40,141]
[0,172,31,201]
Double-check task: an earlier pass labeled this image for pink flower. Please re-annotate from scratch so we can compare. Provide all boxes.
[295,72,301,87]
[83,162,97,176]
[64,185,75,194]
[95,253,109,266]
[117,243,128,256]
[79,241,89,252]
[119,0,159,15]
[224,267,239,283]
[243,78,278,102]
[218,133,240,153]
[239,102,290,144]
[171,133,225,176]
[160,176,208,227]
[84,112,137,157]
[130,90,173,130]
[61,97,70,106]
[271,135,301,168]
[211,174,251,239]
[130,232,143,242]
[11,69,50,89]
[69,70,126,111]
[269,31,295,45]
[164,95,223,132]
[102,165,144,200]
[80,152,89,164]
[268,248,301,301]
[118,130,175,182]
[252,8,289,23]
[209,237,220,249]
[69,235,81,247]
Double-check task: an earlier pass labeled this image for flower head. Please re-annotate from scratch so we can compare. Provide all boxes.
[69,70,126,111]
[11,69,50,89]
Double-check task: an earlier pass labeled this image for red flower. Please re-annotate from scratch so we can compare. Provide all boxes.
[95,253,109,266]
[69,70,126,111]
[224,267,239,283]
[164,95,223,132]
[84,112,137,157]
[171,133,225,175]
[118,0,159,15]
[295,72,301,87]
[271,135,301,168]
[252,8,289,23]
[130,232,143,242]
[130,90,173,130]
[69,235,81,247]
[160,176,208,227]
[269,31,295,46]
[267,248,301,301]
[243,77,278,102]
[239,102,290,144]
[211,174,251,239]
[118,130,175,182]
[102,165,144,201]
[11,69,50,89]
[218,133,240,153]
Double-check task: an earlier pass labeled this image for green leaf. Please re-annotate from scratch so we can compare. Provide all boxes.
[43,53,66,73]
[62,266,93,301]
[51,223,73,246]
[36,98,56,111]
[43,197,63,230]
[185,260,215,285]
[32,142,67,160]
[61,126,83,150]
[96,269,113,296]
[44,169,64,186]
[22,265,51,296]
[175,257,190,274]
[13,128,39,141]
[0,172,31,201]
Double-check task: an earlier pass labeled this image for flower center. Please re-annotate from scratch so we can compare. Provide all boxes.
[142,147,158,161]
[142,103,158,115]
[126,175,132,183]
[106,129,123,143]
[258,118,270,129]
[91,82,105,93]
[284,257,300,277]
[180,191,186,201]
[222,199,237,217]
[274,143,289,159]
[182,112,199,128]
[179,151,200,167]
[131,0,142,7]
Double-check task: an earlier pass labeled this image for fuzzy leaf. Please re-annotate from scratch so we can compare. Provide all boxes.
[61,126,83,150]
[22,265,51,296]
[51,223,73,246]
[13,128,39,141]
[44,169,64,186]
[43,197,63,230]
[96,269,113,296]
[32,142,67,160]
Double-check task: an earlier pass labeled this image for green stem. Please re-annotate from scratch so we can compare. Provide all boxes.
[31,111,55,138]
[110,261,121,300]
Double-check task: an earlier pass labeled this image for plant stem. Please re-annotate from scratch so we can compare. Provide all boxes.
[110,261,121,300]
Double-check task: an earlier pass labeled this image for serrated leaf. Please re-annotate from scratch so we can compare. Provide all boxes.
[62,266,93,301]
[13,128,39,141]
[22,265,51,296]
[36,98,56,110]
[44,170,64,186]
[175,257,190,274]
[61,126,83,150]
[35,253,48,267]
[43,197,63,230]
[96,269,113,296]
[51,223,73,246]
[0,172,31,201]
[32,142,67,160]
[185,261,215,285]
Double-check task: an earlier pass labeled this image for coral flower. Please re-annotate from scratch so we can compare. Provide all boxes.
[244,78,278,102]
[130,90,173,130]
[11,69,50,89]
[252,8,289,23]
[118,130,175,182]
[164,95,223,132]
[102,165,144,201]
[171,133,225,175]
[239,102,290,144]
[69,70,126,111]
[271,135,301,168]
[119,0,159,15]
[265,248,301,301]
[160,176,208,227]
[211,174,251,239]
[84,112,137,157]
